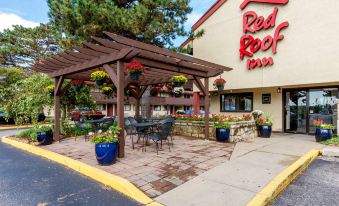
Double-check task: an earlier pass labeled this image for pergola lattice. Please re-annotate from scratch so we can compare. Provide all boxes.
[33,32,232,158]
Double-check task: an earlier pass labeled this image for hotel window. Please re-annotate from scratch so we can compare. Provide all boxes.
[220,93,253,112]
[154,105,161,111]
[124,104,131,111]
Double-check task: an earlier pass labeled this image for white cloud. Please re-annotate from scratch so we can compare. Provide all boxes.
[0,12,39,31]
[186,11,202,27]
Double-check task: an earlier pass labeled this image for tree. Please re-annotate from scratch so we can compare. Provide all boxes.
[47,0,192,47]
[0,67,27,107]
[0,24,76,68]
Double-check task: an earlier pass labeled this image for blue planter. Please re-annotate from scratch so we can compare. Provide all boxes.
[258,125,272,138]
[95,79,105,86]
[315,128,332,142]
[216,128,230,142]
[129,72,141,81]
[95,142,118,165]
[37,131,53,145]
[217,85,224,91]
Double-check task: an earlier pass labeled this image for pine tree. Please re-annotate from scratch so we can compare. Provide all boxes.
[47,0,192,47]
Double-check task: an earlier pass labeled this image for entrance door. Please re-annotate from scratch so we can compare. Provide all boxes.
[285,90,307,133]
[284,88,338,134]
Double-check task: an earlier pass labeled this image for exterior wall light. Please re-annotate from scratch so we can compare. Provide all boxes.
[277,87,282,93]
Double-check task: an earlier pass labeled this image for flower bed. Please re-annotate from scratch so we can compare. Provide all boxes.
[173,114,257,142]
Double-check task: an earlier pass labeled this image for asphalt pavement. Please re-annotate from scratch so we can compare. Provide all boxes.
[273,157,339,206]
[0,130,140,206]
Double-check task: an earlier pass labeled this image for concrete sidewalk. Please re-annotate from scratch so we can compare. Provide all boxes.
[156,133,325,206]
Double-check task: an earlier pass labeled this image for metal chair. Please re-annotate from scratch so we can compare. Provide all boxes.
[125,118,138,149]
[158,117,175,146]
[147,122,173,155]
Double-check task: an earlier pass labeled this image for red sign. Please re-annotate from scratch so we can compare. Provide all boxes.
[239,1,289,70]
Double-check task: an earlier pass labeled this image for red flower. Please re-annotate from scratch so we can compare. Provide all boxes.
[213,78,226,86]
[125,61,145,74]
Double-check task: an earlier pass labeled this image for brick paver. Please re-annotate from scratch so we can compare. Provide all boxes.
[43,135,235,197]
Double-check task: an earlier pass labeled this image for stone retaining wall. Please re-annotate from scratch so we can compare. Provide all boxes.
[173,120,257,142]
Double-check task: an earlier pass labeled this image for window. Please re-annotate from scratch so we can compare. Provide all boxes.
[154,105,161,111]
[220,93,253,112]
[124,104,131,111]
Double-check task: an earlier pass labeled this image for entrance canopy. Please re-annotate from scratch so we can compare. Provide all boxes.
[33,32,232,158]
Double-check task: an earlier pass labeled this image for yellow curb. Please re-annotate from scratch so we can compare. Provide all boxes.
[246,149,321,206]
[0,125,34,130]
[1,137,163,206]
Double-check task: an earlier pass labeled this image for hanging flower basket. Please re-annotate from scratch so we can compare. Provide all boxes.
[72,80,83,92]
[213,77,226,91]
[46,85,54,96]
[125,61,144,81]
[171,75,188,87]
[150,86,161,97]
[91,71,109,86]
[173,87,184,97]
[102,86,113,97]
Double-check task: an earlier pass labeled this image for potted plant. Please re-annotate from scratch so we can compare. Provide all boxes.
[36,125,53,145]
[102,86,113,97]
[46,85,54,96]
[72,80,83,92]
[313,120,335,142]
[214,121,230,142]
[125,60,145,81]
[173,87,184,97]
[251,110,264,120]
[213,77,226,91]
[90,125,121,165]
[150,86,161,97]
[171,75,188,87]
[256,116,273,138]
[91,71,109,86]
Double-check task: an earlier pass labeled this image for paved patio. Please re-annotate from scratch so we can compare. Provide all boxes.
[42,135,235,197]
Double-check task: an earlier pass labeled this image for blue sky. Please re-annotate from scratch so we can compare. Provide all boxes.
[0,0,216,47]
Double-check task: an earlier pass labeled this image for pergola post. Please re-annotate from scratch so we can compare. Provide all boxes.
[54,76,64,142]
[193,92,200,115]
[135,87,140,118]
[204,78,210,140]
[117,60,125,158]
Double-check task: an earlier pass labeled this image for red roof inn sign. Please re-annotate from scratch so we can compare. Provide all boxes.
[239,0,289,70]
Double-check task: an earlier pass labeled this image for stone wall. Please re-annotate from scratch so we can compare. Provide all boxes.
[173,120,257,142]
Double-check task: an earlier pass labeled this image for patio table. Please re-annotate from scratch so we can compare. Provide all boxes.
[133,122,158,151]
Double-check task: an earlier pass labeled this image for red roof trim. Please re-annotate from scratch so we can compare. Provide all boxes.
[192,0,227,31]
[180,37,192,48]
[179,0,227,48]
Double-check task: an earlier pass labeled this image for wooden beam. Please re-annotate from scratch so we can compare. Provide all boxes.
[103,64,118,87]
[75,47,107,57]
[116,60,125,158]
[138,85,149,99]
[204,77,210,140]
[84,42,117,53]
[193,76,207,96]
[48,48,133,77]
[55,76,65,96]
[104,31,232,72]
[54,77,61,142]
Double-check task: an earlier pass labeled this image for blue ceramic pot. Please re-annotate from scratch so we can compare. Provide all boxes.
[95,79,104,86]
[95,142,118,165]
[216,128,230,142]
[37,131,53,145]
[217,85,224,91]
[129,72,141,81]
[315,128,332,142]
[259,125,272,138]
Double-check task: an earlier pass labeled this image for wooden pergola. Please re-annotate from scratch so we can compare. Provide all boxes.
[33,32,232,158]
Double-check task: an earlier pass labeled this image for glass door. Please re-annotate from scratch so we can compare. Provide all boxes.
[285,87,338,134]
[285,90,308,133]
[308,88,338,134]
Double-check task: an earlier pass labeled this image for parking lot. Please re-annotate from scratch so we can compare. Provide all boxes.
[273,156,339,206]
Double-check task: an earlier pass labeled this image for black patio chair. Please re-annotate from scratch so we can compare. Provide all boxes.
[125,118,137,149]
[147,122,173,155]
[158,117,175,146]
